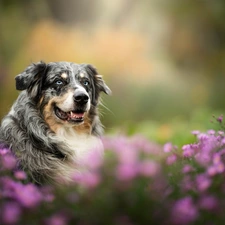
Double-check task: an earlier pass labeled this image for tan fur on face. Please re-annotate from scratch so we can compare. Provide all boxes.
[73,113,91,134]
[38,96,44,107]
[61,73,68,79]
[43,93,91,134]
[43,97,64,134]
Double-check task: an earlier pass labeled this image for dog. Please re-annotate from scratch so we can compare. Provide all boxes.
[0,61,111,185]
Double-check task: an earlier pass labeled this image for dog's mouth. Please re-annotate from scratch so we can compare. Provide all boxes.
[54,106,85,123]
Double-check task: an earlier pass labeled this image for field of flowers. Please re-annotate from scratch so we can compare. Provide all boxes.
[1,116,225,225]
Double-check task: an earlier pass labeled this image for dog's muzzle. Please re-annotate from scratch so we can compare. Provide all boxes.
[54,90,90,124]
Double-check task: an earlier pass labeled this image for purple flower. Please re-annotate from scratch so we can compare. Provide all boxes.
[1,154,17,170]
[0,147,9,155]
[207,163,225,176]
[117,146,138,165]
[195,152,211,167]
[163,142,173,153]
[212,153,225,174]
[166,154,177,165]
[79,148,103,170]
[130,135,162,155]
[138,160,160,177]
[198,195,218,211]
[82,172,101,188]
[182,144,195,157]
[14,183,43,208]
[207,130,216,135]
[218,131,224,136]
[195,174,211,192]
[197,133,209,142]
[213,153,221,164]
[14,171,27,180]
[2,202,21,224]
[171,196,198,225]
[73,171,101,188]
[217,115,223,123]
[181,175,194,192]
[116,163,138,181]
[206,153,225,176]
[191,130,200,136]
[41,186,55,202]
[207,165,217,176]
[182,165,194,174]
[45,212,69,225]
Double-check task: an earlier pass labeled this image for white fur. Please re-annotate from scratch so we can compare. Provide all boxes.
[57,86,90,113]
[54,126,104,183]
[56,126,103,161]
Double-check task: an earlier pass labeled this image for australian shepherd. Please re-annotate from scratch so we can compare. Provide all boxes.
[0,61,111,185]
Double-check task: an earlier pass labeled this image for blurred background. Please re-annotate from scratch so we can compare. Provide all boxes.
[0,0,225,144]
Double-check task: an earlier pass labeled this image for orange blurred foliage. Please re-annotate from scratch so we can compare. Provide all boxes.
[14,20,152,79]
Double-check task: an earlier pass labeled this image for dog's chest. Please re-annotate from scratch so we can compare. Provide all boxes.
[56,127,103,163]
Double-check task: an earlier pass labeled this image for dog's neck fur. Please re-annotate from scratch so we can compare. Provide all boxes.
[55,126,103,163]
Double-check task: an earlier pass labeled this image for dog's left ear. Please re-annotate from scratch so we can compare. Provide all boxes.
[15,61,48,100]
[15,61,47,90]
[84,64,111,95]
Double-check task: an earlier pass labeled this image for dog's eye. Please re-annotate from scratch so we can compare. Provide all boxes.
[55,80,64,85]
[83,80,89,86]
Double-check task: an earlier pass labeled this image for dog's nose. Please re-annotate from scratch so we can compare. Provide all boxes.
[73,91,89,104]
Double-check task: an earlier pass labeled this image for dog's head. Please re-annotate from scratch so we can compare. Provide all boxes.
[15,61,111,133]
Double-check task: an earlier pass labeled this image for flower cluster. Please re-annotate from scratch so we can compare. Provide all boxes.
[1,126,225,224]
[0,148,54,224]
[163,128,225,224]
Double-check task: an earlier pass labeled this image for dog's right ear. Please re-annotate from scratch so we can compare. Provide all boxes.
[15,61,47,91]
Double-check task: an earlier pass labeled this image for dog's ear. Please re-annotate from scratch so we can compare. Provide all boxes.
[84,64,111,95]
[15,61,48,100]
[15,61,47,90]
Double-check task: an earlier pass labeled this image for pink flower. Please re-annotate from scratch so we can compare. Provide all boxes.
[207,130,216,135]
[181,175,194,192]
[198,195,218,211]
[116,164,138,181]
[163,142,173,153]
[207,158,225,176]
[14,171,27,180]
[191,130,200,136]
[207,165,217,176]
[45,213,68,225]
[218,131,224,136]
[195,152,211,167]
[2,202,21,224]
[182,145,195,157]
[80,148,103,170]
[73,171,101,188]
[138,160,160,177]
[182,165,194,173]
[82,172,101,188]
[166,154,177,165]
[117,147,138,165]
[195,174,211,192]
[14,183,43,208]
[197,133,209,141]
[171,197,198,225]
[130,135,162,155]
[217,115,223,123]
[1,154,17,170]
[0,147,9,155]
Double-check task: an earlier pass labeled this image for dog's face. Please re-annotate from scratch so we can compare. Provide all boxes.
[15,61,111,132]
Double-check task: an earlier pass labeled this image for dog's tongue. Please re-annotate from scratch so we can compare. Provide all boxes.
[69,111,84,119]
